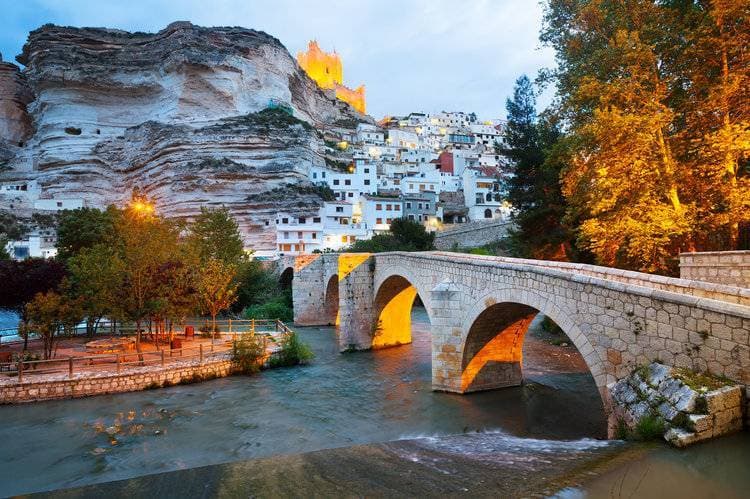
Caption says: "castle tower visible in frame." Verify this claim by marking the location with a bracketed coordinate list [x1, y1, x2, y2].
[297, 40, 366, 114]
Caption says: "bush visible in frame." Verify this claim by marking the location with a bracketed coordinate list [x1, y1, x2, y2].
[231, 334, 266, 374]
[269, 332, 314, 368]
[634, 413, 666, 441]
[243, 296, 293, 322]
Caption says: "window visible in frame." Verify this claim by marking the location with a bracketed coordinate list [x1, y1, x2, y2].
[322, 171, 326, 178]
[345, 179, 351, 186]
[340, 218, 349, 224]
[364, 179, 370, 185]
[298, 217, 306, 224]
[418, 215, 423, 222]
[335, 206, 343, 213]
[376, 204, 382, 210]
[312, 172, 317, 179]
[406, 202, 412, 209]
[425, 203, 430, 210]
[265, 220, 269, 226]
[484, 209, 492, 218]
[313, 217, 321, 223]
[57, 202, 63, 207]
[333, 179, 340, 186]
[282, 217, 289, 224]
[312, 232, 317, 239]
[419, 184, 425, 191]
[364, 168, 369, 173]
[386, 218, 392, 224]
[408, 214, 415, 221]
[284, 232, 290, 239]
[418, 203, 423, 210]
[341, 235, 347, 243]
[348, 192, 353, 198]
[394, 205, 400, 211]
[386, 204, 392, 211]
[297, 232, 303, 239]
[376, 218, 383, 224]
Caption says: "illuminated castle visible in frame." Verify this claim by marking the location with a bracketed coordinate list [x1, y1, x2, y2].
[297, 40, 366, 115]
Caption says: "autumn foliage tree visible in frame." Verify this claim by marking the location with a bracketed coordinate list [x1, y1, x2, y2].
[540, 0, 750, 273]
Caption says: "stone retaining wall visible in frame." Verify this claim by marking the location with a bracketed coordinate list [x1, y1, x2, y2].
[433, 221, 512, 250]
[0, 357, 233, 404]
[680, 251, 750, 289]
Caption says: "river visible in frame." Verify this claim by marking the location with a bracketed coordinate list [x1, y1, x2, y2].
[1, 308, 747, 497]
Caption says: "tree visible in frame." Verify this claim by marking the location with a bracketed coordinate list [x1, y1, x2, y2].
[187, 207, 246, 265]
[0, 258, 67, 318]
[195, 258, 238, 333]
[541, 0, 691, 273]
[540, 0, 750, 272]
[66, 244, 124, 336]
[502, 75, 573, 260]
[24, 289, 83, 359]
[55, 207, 118, 262]
[115, 209, 181, 351]
[348, 218, 435, 252]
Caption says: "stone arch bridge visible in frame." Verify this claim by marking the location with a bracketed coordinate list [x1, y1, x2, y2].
[280, 252, 750, 432]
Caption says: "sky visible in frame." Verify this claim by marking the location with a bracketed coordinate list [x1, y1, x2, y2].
[0, 0, 555, 120]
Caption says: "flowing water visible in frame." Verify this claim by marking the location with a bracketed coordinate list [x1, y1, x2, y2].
[1, 308, 746, 497]
[0, 308, 609, 495]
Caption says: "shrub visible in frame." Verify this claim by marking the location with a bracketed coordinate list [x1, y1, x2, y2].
[269, 332, 314, 368]
[634, 413, 666, 441]
[243, 296, 293, 322]
[231, 334, 266, 374]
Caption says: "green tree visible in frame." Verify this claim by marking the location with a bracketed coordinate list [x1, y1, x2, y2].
[66, 244, 124, 336]
[24, 289, 83, 359]
[188, 207, 246, 265]
[348, 218, 435, 252]
[196, 258, 238, 332]
[115, 208, 181, 351]
[56, 207, 118, 262]
[502, 75, 573, 260]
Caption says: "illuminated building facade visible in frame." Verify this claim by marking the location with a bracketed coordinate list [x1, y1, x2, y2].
[297, 40, 367, 114]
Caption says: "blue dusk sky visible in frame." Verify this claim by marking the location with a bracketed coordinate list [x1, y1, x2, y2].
[0, 0, 555, 119]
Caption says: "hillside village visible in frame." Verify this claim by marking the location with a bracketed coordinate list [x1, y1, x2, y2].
[273, 110, 511, 256]
[1, 36, 513, 260]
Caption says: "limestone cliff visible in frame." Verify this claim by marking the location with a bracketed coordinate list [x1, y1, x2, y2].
[0, 22, 368, 249]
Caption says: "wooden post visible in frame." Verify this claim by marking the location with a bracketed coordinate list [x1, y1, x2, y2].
[228, 319, 232, 334]
[161, 349, 165, 366]
[68, 357, 74, 378]
[199, 343, 203, 364]
[251, 318, 255, 335]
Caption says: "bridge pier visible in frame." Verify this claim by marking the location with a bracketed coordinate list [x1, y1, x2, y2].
[337, 254, 376, 351]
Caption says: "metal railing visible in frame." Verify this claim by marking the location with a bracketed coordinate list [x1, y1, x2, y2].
[0, 319, 294, 382]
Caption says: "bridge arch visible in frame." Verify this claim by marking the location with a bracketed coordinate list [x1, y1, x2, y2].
[323, 273, 339, 326]
[279, 266, 294, 289]
[459, 287, 607, 401]
[372, 265, 433, 349]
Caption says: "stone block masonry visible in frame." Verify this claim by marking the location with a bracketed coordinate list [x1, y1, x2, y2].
[680, 251, 750, 289]
[287, 251, 750, 438]
[0, 357, 233, 404]
[433, 220, 512, 250]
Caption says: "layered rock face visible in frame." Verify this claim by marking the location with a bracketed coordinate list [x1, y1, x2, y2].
[0, 22, 366, 249]
[0, 56, 33, 147]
